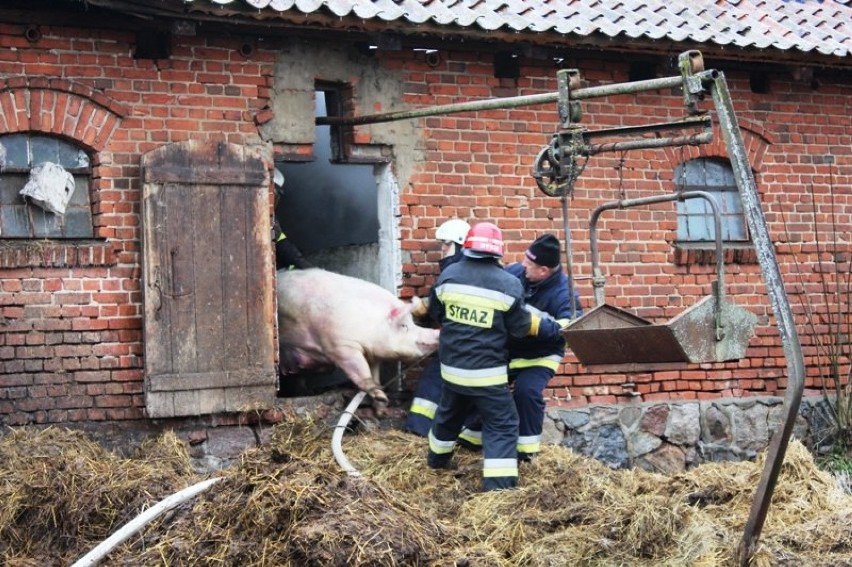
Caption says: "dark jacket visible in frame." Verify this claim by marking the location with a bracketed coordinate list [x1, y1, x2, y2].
[438, 245, 465, 272]
[416, 245, 467, 327]
[505, 262, 582, 365]
[273, 220, 312, 271]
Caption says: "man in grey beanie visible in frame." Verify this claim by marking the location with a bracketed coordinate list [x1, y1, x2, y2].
[458, 233, 583, 462]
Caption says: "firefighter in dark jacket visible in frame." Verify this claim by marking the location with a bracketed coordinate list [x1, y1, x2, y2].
[458, 234, 582, 461]
[426, 222, 567, 491]
[273, 219, 312, 271]
[272, 167, 313, 271]
[404, 218, 471, 436]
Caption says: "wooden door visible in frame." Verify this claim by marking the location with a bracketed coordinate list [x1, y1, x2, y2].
[141, 141, 275, 417]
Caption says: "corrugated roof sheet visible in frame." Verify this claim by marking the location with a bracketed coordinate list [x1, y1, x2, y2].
[215, 0, 852, 58]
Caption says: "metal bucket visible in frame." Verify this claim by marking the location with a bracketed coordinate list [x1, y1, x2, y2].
[563, 295, 757, 370]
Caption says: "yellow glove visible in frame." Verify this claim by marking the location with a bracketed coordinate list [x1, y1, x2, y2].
[528, 314, 541, 336]
[411, 296, 429, 318]
[529, 316, 572, 337]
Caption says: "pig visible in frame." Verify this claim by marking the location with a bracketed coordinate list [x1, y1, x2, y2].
[276, 268, 439, 408]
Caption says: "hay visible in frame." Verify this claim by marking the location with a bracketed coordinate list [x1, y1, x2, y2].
[0, 426, 197, 566]
[3, 416, 852, 566]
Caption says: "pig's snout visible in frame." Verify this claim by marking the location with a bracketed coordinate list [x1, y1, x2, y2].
[418, 329, 440, 355]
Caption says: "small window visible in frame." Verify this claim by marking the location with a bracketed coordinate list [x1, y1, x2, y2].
[675, 158, 748, 243]
[0, 133, 93, 239]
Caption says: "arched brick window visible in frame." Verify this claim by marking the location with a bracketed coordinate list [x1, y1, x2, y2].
[0, 133, 93, 239]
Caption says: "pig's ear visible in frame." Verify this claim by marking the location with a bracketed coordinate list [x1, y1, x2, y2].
[389, 303, 414, 323]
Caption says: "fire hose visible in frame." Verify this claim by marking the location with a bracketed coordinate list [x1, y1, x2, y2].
[72, 390, 365, 566]
[71, 477, 224, 567]
[74, 369, 408, 565]
[332, 389, 367, 477]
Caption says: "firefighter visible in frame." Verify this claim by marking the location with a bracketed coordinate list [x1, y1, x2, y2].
[425, 222, 568, 491]
[458, 233, 582, 461]
[405, 218, 471, 437]
[272, 168, 313, 271]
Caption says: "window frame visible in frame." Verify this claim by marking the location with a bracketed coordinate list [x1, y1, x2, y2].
[674, 157, 750, 245]
[0, 133, 94, 240]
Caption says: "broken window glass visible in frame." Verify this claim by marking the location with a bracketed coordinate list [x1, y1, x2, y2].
[0, 134, 93, 239]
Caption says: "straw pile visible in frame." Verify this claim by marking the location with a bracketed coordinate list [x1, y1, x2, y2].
[2, 414, 852, 566]
[0, 426, 194, 566]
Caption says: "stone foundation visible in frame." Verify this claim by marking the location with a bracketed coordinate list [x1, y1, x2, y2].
[542, 395, 835, 473]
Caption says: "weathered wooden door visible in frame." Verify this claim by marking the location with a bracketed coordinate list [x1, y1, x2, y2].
[141, 141, 276, 418]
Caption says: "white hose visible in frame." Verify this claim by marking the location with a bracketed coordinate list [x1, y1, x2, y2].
[71, 476, 224, 567]
[332, 390, 367, 477]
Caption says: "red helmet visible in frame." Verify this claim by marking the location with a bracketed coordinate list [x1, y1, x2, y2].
[463, 222, 504, 258]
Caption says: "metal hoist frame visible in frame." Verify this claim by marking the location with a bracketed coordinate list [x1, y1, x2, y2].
[316, 50, 805, 566]
[530, 52, 804, 564]
[545, 54, 757, 369]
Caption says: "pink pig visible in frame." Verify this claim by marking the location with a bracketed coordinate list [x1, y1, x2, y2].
[277, 268, 439, 407]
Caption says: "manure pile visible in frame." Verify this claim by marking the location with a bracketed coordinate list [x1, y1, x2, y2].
[2, 416, 852, 566]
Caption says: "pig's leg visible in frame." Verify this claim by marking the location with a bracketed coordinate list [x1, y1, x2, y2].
[331, 345, 388, 406]
[368, 363, 388, 415]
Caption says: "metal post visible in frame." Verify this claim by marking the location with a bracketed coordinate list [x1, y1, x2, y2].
[556, 68, 580, 316]
[560, 194, 578, 316]
[708, 73, 805, 566]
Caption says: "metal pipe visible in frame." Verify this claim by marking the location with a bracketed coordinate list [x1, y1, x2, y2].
[709, 72, 805, 567]
[560, 194, 578, 316]
[317, 74, 711, 127]
[588, 192, 724, 314]
[583, 116, 712, 140]
[584, 132, 712, 156]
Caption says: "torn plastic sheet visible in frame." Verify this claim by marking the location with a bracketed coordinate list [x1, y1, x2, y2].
[19, 161, 76, 216]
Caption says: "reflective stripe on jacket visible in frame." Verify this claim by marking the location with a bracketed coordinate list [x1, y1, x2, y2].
[409, 396, 439, 420]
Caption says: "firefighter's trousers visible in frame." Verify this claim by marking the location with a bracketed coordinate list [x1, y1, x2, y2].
[405, 356, 441, 437]
[427, 382, 519, 491]
[459, 365, 555, 461]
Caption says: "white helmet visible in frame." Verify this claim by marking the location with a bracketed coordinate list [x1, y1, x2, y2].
[273, 167, 285, 188]
[435, 219, 471, 246]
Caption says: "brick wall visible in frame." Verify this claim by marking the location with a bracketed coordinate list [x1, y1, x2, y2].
[0, 20, 276, 426]
[0, 13, 850, 428]
[391, 50, 851, 408]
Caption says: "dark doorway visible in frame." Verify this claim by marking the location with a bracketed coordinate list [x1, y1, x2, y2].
[275, 90, 383, 398]
[276, 91, 379, 256]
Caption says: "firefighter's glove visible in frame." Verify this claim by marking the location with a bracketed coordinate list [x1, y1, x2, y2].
[528, 314, 542, 336]
[530, 315, 569, 340]
[411, 296, 429, 318]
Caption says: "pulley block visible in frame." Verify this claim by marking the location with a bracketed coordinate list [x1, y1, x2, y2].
[531, 144, 565, 197]
[531, 130, 588, 197]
